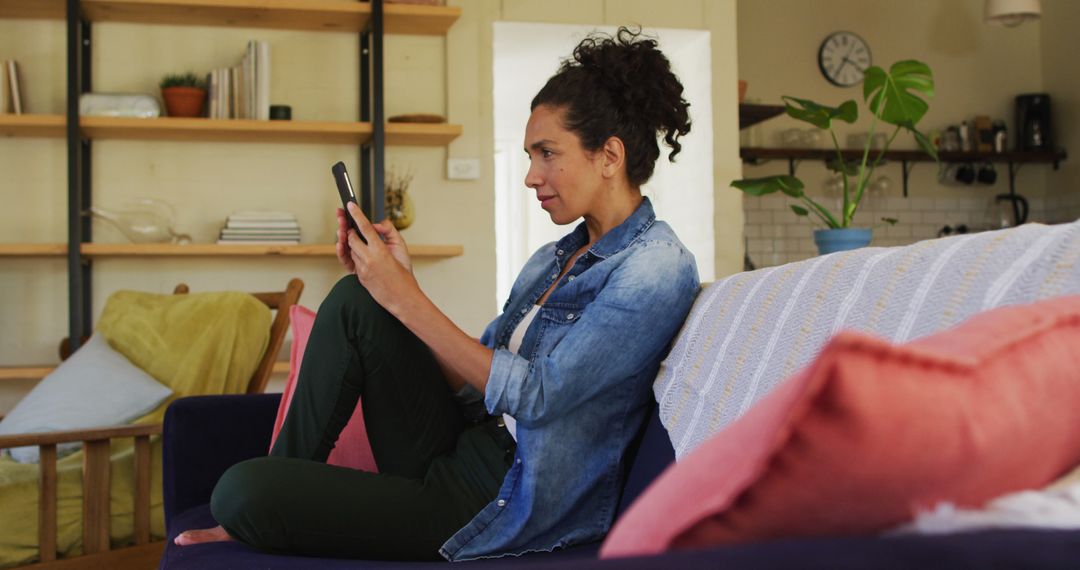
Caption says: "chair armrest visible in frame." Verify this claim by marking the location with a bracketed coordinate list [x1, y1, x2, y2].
[0, 423, 162, 449]
[162, 394, 280, 530]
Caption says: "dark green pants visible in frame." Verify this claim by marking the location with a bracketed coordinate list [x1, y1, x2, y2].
[211, 276, 514, 561]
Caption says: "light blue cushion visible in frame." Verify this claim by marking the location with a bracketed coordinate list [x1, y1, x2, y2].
[0, 334, 172, 463]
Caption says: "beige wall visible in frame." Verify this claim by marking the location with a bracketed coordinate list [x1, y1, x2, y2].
[1042, 0, 1080, 223]
[0, 1, 741, 412]
[736, 0, 1059, 267]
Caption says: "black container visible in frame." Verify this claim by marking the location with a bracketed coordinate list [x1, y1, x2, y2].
[1015, 93, 1052, 151]
[269, 104, 292, 120]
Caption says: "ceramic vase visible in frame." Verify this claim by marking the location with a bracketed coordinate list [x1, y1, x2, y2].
[814, 228, 872, 255]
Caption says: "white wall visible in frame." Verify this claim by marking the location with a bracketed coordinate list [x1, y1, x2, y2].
[1042, 0, 1080, 223]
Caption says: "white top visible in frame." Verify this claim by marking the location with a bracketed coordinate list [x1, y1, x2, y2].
[503, 305, 540, 441]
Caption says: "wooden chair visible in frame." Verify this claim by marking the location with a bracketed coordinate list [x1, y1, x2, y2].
[0, 278, 304, 569]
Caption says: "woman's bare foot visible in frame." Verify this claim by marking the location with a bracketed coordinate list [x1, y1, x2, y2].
[174, 525, 233, 546]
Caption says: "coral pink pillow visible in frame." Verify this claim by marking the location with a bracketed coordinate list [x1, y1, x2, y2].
[269, 305, 378, 472]
[602, 296, 1080, 558]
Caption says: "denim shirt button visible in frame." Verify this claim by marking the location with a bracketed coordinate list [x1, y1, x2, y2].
[497, 499, 507, 507]
[556, 249, 564, 256]
[516, 458, 522, 464]
[520, 307, 528, 315]
[566, 313, 574, 320]
[567, 275, 575, 282]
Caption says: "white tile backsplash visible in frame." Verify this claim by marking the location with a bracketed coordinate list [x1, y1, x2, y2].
[743, 192, 1051, 269]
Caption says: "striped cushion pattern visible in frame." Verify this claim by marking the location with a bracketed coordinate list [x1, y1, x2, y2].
[655, 221, 1080, 460]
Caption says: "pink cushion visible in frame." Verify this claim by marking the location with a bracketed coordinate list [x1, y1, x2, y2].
[269, 305, 378, 472]
[601, 296, 1080, 558]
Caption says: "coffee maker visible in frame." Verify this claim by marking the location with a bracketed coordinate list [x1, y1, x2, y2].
[1015, 94, 1053, 151]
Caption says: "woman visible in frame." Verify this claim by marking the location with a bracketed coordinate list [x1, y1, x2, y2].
[177, 27, 699, 561]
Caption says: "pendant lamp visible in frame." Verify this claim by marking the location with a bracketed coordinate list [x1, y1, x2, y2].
[985, 0, 1042, 26]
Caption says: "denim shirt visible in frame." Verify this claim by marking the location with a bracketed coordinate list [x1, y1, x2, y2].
[439, 198, 699, 561]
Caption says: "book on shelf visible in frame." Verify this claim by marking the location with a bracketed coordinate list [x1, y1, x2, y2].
[224, 220, 299, 229]
[206, 41, 270, 119]
[3, 60, 24, 115]
[229, 210, 297, 220]
[220, 210, 301, 242]
[255, 40, 270, 120]
[0, 62, 7, 114]
[220, 230, 301, 239]
[215, 239, 300, 245]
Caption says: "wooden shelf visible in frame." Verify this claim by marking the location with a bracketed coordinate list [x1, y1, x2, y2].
[0, 243, 464, 257]
[82, 116, 373, 144]
[1, 1, 461, 34]
[0, 114, 66, 138]
[0, 0, 64, 19]
[739, 103, 785, 130]
[385, 122, 462, 146]
[83, 243, 465, 258]
[3, 116, 462, 146]
[0, 243, 67, 256]
[0, 366, 56, 380]
[741, 147, 1067, 165]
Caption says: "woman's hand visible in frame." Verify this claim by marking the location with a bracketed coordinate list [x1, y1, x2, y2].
[341, 202, 421, 316]
[335, 207, 413, 274]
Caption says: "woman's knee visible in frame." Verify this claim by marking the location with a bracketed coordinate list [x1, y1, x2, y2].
[323, 276, 381, 318]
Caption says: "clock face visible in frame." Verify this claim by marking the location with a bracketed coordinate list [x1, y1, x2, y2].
[818, 31, 872, 87]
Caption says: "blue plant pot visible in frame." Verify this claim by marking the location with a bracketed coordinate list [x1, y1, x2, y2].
[814, 228, 872, 255]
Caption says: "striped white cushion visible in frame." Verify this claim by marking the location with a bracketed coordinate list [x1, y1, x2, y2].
[655, 220, 1080, 460]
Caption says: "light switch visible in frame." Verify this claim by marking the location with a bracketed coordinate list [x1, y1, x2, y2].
[447, 158, 480, 180]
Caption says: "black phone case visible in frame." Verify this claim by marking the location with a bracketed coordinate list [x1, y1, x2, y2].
[331, 161, 366, 244]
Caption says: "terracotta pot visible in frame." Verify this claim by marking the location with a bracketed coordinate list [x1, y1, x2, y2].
[161, 86, 206, 118]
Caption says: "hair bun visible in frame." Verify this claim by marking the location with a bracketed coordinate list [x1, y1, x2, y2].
[534, 27, 691, 186]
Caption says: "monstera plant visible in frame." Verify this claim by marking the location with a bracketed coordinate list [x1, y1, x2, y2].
[733, 60, 939, 254]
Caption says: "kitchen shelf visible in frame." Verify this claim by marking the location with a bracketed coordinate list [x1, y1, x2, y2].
[741, 146, 1068, 196]
[739, 103, 785, 130]
[0, 0, 461, 35]
[0, 114, 66, 138]
[3, 116, 462, 146]
[741, 147, 1066, 165]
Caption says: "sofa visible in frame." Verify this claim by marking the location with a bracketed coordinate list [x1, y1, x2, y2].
[160, 221, 1080, 568]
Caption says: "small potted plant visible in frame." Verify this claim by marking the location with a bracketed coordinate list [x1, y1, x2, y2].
[160, 72, 207, 118]
[732, 60, 939, 255]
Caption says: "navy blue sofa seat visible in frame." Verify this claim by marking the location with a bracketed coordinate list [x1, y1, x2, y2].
[160, 394, 1080, 569]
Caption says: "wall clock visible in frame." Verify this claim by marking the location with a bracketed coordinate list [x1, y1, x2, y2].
[818, 31, 872, 87]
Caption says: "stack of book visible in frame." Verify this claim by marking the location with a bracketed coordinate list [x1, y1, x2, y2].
[207, 40, 270, 119]
[217, 211, 300, 244]
[1, 60, 25, 114]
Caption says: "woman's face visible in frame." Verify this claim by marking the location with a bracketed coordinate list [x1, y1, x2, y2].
[523, 105, 606, 225]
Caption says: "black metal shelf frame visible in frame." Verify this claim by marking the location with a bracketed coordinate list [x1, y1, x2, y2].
[63, 0, 388, 349]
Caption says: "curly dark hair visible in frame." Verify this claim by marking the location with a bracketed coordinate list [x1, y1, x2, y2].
[531, 26, 692, 187]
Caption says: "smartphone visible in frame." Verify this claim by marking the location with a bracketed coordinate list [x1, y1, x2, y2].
[331, 161, 366, 244]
